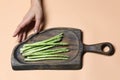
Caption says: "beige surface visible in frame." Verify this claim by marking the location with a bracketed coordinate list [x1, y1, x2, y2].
[0, 0, 120, 80]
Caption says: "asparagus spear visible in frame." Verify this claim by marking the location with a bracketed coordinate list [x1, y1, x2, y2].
[22, 46, 54, 56]
[33, 47, 69, 53]
[23, 42, 68, 47]
[21, 42, 68, 54]
[27, 54, 69, 59]
[20, 33, 64, 53]
[23, 33, 63, 47]
[20, 46, 46, 53]
[20, 33, 70, 62]
[20, 46, 40, 53]
[24, 57, 69, 61]
[22, 48, 69, 56]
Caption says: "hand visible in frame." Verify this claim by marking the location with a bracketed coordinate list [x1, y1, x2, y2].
[13, 0, 44, 42]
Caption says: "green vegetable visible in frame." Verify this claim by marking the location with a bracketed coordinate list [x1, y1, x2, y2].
[24, 57, 69, 62]
[23, 33, 63, 47]
[22, 46, 53, 56]
[22, 48, 69, 56]
[20, 33, 70, 62]
[20, 33, 64, 53]
[27, 54, 69, 59]
[23, 42, 68, 47]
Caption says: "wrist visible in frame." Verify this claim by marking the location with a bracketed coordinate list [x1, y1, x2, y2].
[31, 0, 42, 7]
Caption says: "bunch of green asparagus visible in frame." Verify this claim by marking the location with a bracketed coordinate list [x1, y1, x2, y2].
[20, 33, 70, 62]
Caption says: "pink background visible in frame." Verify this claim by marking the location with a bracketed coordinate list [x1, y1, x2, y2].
[0, 0, 120, 80]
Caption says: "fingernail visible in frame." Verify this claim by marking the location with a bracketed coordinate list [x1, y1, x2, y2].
[13, 33, 16, 37]
[34, 30, 37, 33]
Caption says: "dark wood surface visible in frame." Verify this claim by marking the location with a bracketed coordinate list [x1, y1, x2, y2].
[11, 28, 114, 70]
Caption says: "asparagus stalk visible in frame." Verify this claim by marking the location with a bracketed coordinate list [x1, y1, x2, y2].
[23, 42, 68, 48]
[34, 48, 69, 53]
[24, 57, 69, 61]
[20, 46, 40, 53]
[23, 33, 63, 47]
[20, 33, 64, 53]
[22, 46, 54, 56]
[27, 54, 69, 59]
[20, 33, 70, 62]
[21, 42, 68, 55]
[22, 48, 69, 56]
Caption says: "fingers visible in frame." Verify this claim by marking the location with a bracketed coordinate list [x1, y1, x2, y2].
[22, 32, 27, 42]
[13, 15, 34, 37]
[39, 22, 44, 31]
[18, 33, 23, 42]
[13, 11, 43, 43]
[17, 32, 27, 43]
[34, 17, 41, 33]
[13, 16, 33, 43]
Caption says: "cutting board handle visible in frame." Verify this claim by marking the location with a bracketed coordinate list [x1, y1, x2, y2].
[84, 42, 115, 55]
